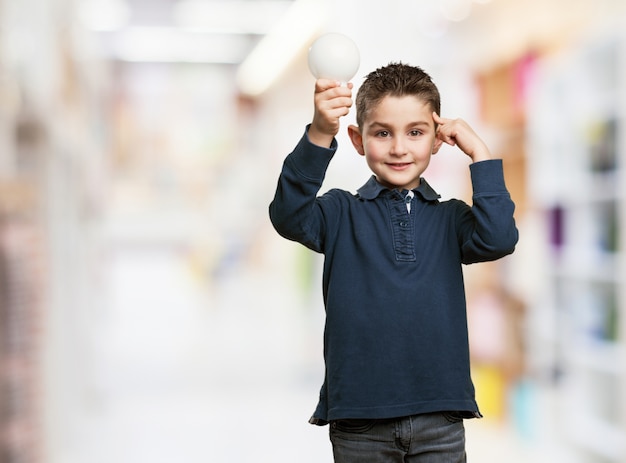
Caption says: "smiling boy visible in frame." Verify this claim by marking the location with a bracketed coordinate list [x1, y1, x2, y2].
[269, 63, 518, 462]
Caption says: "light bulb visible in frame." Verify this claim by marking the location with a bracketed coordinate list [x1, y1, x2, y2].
[307, 33, 360, 82]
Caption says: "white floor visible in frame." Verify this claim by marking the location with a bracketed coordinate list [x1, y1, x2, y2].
[65, 245, 563, 463]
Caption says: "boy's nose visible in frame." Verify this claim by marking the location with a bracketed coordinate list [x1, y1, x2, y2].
[390, 139, 407, 156]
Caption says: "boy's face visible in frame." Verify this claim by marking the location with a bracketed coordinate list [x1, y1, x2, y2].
[348, 95, 442, 191]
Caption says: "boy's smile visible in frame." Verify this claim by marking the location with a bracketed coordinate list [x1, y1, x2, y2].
[388, 162, 413, 170]
[348, 95, 442, 191]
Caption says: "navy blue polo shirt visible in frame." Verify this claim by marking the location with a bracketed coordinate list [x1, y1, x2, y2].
[269, 128, 518, 425]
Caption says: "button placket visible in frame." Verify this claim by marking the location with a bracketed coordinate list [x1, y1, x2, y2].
[388, 192, 416, 262]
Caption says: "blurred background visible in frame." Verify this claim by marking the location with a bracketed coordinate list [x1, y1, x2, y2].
[0, 0, 625, 462]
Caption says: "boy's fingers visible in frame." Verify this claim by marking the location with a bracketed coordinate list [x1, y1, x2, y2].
[315, 78, 342, 92]
[330, 96, 353, 108]
[436, 126, 456, 146]
[438, 134, 456, 146]
[433, 112, 452, 125]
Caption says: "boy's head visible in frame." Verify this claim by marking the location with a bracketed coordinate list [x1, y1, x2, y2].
[347, 62, 443, 191]
[355, 62, 440, 128]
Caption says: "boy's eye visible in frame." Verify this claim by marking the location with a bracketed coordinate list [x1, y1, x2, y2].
[376, 130, 390, 137]
[409, 130, 422, 136]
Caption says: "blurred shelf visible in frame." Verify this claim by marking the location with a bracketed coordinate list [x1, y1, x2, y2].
[526, 26, 626, 463]
[566, 415, 624, 462]
[566, 341, 624, 375]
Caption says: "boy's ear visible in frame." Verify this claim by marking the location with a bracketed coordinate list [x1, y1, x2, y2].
[347, 125, 365, 156]
[431, 136, 443, 155]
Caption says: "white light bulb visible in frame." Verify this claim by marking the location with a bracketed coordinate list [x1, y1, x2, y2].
[307, 33, 360, 82]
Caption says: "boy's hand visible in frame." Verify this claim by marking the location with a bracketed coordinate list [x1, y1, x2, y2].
[308, 79, 353, 148]
[433, 112, 492, 162]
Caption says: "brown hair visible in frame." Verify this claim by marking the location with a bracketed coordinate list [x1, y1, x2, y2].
[355, 62, 441, 128]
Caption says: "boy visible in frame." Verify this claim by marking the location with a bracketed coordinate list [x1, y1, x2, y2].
[269, 63, 518, 462]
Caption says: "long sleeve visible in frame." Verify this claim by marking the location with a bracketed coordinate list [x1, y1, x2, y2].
[269, 128, 337, 253]
[458, 159, 518, 264]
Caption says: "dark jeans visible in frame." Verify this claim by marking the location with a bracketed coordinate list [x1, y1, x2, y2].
[329, 412, 467, 463]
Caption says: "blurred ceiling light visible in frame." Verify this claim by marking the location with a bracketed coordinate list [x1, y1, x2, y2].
[174, 0, 293, 34]
[440, 0, 473, 22]
[77, 0, 131, 31]
[418, 1, 450, 38]
[236, 0, 328, 97]
[108, 27, 253, 63]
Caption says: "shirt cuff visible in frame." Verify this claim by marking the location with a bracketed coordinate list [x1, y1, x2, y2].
[286, 125, 337, 180]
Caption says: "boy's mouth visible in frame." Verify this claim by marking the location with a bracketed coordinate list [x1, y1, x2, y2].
[387, 162, 412, 170]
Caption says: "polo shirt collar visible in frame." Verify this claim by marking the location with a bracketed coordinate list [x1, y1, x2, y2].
[356, 175, 441, 202]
